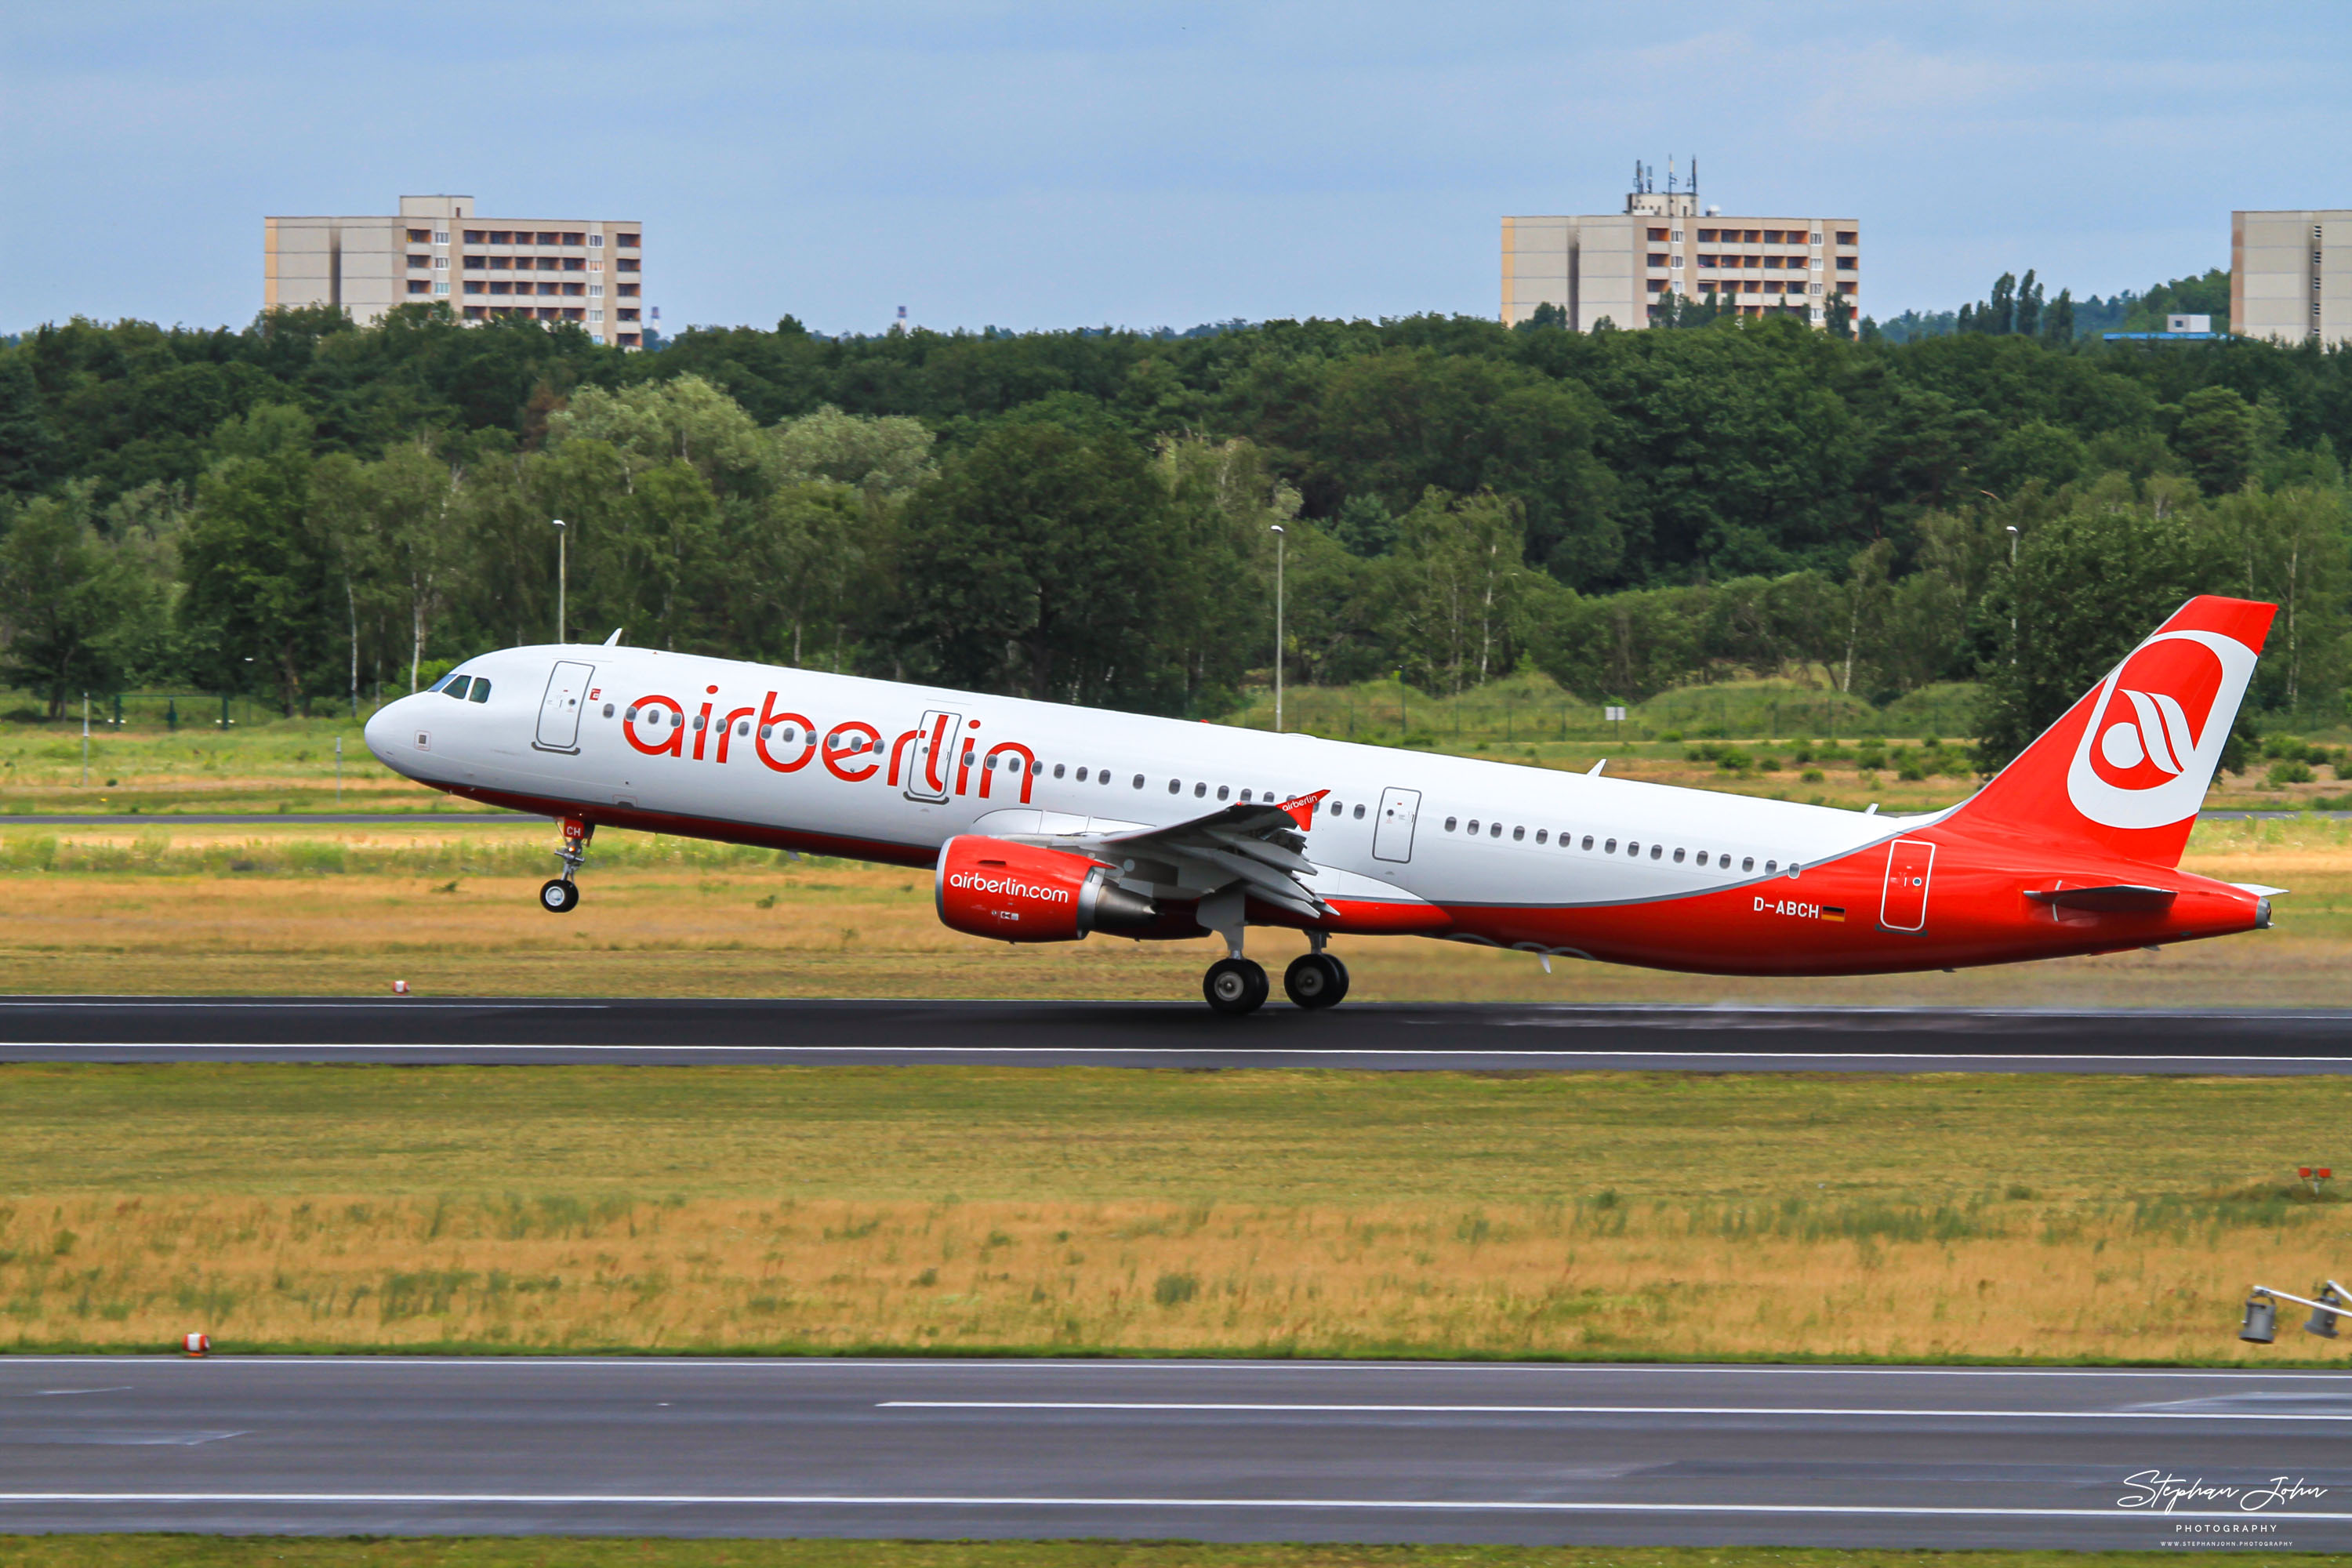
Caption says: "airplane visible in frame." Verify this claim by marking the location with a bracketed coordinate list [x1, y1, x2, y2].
[365, 594, 2281, 1014]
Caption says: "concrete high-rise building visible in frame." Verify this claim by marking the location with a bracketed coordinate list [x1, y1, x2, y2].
[1502, 169, 1859, 332]
[2233, 209, 2352, 346]
[264, 195, 648, 347]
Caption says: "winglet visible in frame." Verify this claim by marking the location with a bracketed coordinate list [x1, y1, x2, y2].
[1275, 789, 1329, 831]
[603, 627, 624, 647]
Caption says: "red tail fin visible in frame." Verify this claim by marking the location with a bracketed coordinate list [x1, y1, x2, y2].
[1948, 595, 2275, 868]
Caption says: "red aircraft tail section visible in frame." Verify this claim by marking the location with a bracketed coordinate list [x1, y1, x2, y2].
[1945, 595, 2275, 869]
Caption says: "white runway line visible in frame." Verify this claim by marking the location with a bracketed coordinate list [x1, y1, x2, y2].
[879, 1399, 2352, 1422]
[4, 1491, 2349, 1523]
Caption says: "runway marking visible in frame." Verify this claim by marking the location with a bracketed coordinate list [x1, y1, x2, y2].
[5, 1042, 2348, 1067]
[5, 1491, 2352, 1523]
[880, 1399, 2352, 1422]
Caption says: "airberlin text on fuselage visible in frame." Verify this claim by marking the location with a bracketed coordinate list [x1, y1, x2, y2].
[620, 688, 1040, 804]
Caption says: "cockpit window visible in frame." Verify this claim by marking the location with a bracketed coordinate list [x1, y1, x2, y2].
[442, 675, 473, 699]
[468, 679, 492, 702]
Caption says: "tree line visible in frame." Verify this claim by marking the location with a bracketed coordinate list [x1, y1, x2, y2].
[2, 289, 2349, 764]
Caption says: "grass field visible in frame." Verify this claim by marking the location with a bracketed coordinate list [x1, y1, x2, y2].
[0, 815, 2343, 1004]
[0, 1544, 2270, 1568]
[5, 1063, 2349, 1363]
[5, 673, 2350, 818]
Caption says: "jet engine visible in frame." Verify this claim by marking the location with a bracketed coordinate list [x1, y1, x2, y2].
[935, 835, 1157, 942]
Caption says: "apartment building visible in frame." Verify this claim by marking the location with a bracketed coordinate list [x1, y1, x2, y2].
[1503, 184, 1860, 331]
[2233, 209, 2352, 346]
[264, 195, 648, 347]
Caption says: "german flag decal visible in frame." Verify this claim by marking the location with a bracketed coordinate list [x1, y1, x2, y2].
[1822, 906, 1846, 922]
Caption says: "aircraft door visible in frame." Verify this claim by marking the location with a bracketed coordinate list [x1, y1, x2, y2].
[535, 660, 595, 751]
[1373, 786, 1421, 863]
[1878, 839, 1935, 932]
[903, 710, 961, 802]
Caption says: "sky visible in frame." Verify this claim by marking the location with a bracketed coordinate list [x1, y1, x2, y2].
[5, 2, 2351, 337]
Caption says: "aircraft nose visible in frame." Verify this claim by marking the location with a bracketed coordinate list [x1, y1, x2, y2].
[362, 696, 409, 766]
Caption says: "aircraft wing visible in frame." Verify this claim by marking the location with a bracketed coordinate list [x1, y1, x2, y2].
[1017, 790, 1334, 922]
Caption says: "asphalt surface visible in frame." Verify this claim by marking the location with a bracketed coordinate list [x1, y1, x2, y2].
[5, 1356, 2350, 1548]
[2, 997, 2351, 1073]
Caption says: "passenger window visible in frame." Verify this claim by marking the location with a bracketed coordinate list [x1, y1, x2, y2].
[1168, 779, 1181, 793]
[1535, 829, 1547, 844]
[1488, 822, 1501, 838]
[1195, 782, 1207, 797]
[1581, 836, 1594, 851]
[1672, 848, 1684, 862]
[1468, 819, 1481, 834]
[1330, 800, 1344, 816]
[985, 753, 999, 769]
[1217, 786, 1229, 800]
[758, 724, 771, 739]
[1627, 841, 1639, 856]
[470, 680, 492, 702]
[1103, 771, 1113, 786]
[1512, 826, 1524, 841]
[1650, 844, 1663, 859]
[1604, 838, 1616, 853]
[1353, 804, 1366, 819]
[1445, 817, 1458, 832]
[601, 702, 614, 718]
[627, 706, 641, 721]
[736, 720, 749, 736]
[444, 676, 471, 699]
[1695, 851, 1708, 866]
[1766, 860, 1779, 873]
[1132, 774, 1144, 788]
[1742, 857, 1755, 872]
[1239, 789, 1252, 802]
[1054, 764, 1067, 779]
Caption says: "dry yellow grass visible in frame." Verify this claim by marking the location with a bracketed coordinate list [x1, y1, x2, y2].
[7, 1190, 2343, 1363]
[0, 816, 2344, 1003]
[7, 1065, 2351, 1362]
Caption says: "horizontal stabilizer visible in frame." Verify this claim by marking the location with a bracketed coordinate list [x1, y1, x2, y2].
[2024, 884, 2178, 913]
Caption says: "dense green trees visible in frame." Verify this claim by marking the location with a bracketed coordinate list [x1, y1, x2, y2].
[5, 296, 2352, 751]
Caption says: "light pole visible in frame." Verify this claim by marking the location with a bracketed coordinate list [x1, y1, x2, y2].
[1269, 524, 1286, 734]
[2005, 524, 2021, 665]
[552, 518, 568, 644]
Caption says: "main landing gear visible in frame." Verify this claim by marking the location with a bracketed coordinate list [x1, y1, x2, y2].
[1200, 933, 1350, 1015]
[539, 816, 593, 914]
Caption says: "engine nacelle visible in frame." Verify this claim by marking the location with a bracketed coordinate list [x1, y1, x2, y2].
[935, 835, 1157, 942]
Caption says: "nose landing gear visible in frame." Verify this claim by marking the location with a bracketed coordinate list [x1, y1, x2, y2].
[539, 816, 593, 913]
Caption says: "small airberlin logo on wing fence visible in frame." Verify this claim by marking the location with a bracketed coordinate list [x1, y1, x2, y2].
[2064, 630, 2257, 830]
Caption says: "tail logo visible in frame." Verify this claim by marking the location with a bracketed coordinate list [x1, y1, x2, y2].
[2065, 630, 2256, 830]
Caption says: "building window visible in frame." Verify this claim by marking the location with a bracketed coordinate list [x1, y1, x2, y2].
[488, 230, 512, 245]
[562, 231, 585, 246]
[618, 233, 640, 248]
[463, 230, 485, 244]
[535, 231, 559, 245]
[616, 257, 640, 272]
[589, 284, 604, 298]
[1763, 229, 1784, 243]
[490, 281, 511, 295]
[434, 281, 450, 296]
[618, 283, 639, 297]
[1671, 229, 1682, 241]
[1810, 231, 1823, 245]
[463, 306, 486, 320]
[562, 307, 584, 321]
[589, 234, 604, 248]
[407, 254, 430, 268]
[1742, 229, 1761, 242]
[1646, 227, 1668, 241]
[1670, 256, 1682, 268]
[406, 227, 430, 243]
[589, 260, 603, 273]
[464, 281, 485, 294]
[1645, 279, 1668, 293]
[537, 281, 558, 296]
[463, 255, 485, 270]
[1836, 230, 1857, 245]
[1809, 283, 1823, 296]
[432, 255, 448, 270]
[590, 309, 604, 323]
[1646, 252, 1668, 267]
[1763, 256, 1783, 269]
[1836, 256, 1857, 270]
[618, 307, 641, 321]
[562, 282, 585, 296]
[532, 256, 555, 270]
[488, 256, 510, 270]
[563, 256, 586, 270]
[538, 307, 559, 320]
[433, 230, 448, 245]
[407, 280, 430, 294]
[619, 333, 641, 347]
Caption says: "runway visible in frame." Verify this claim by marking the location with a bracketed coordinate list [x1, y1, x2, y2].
[5, 1356, 2349, 1548]
[2, 997, 2350, 1073]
